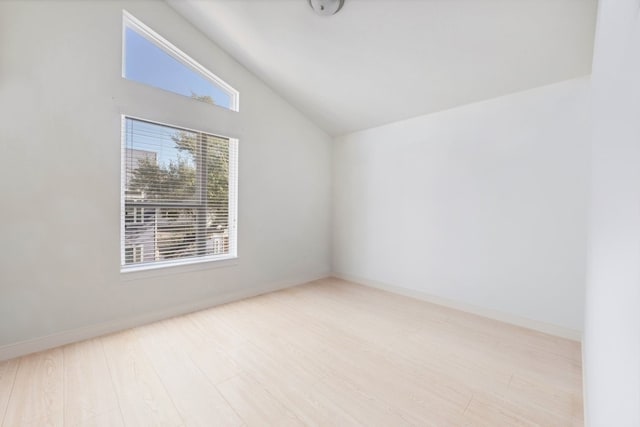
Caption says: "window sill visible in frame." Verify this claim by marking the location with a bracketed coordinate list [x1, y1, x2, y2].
[120, 255, 238, 282]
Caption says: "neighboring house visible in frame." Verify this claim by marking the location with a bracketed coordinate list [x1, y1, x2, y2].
[207, 227, 229, 255]
[124, 148, 157, 186]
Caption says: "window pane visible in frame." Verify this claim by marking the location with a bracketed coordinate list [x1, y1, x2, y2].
[122, 117, 233, 268]
[124, 25, 234, 109]
[124, 119, 197, 203]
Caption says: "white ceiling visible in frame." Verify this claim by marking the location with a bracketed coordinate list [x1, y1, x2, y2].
[168, 0, 597, 136]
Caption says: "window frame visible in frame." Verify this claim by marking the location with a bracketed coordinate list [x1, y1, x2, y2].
[119, 115, 238, 273]
[122, 10, 239, 112]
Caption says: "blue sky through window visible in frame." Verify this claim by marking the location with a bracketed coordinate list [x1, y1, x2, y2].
[124, 27, 232, 109]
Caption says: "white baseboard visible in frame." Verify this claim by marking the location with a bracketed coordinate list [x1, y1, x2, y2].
[333, 273, 582, 342]
[0, 273, 330, 362]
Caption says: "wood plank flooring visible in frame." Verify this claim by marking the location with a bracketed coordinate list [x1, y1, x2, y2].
[0, 278, 583, 426]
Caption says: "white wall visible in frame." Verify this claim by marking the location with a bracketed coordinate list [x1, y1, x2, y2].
[0, 0, 331, 354]
[584, 0, 640, 425]
[333, 78, 590, 333]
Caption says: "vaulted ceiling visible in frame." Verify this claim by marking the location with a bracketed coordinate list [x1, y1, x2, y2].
[168, 0, 597, 136]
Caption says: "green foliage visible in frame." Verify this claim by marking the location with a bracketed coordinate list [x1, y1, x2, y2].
[190, 92, 215, 105]
[128, 131, 229, 210]
[172, 132, 229, 216]
[128, 156, 196, 202]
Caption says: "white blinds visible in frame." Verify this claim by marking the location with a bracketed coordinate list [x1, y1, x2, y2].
[121, 117, 237, 268]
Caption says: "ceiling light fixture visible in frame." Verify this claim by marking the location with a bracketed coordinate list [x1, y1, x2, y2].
[308, 0, 345, 16]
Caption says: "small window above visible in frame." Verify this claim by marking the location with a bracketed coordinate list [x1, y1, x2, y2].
[123, 11, 239, 111]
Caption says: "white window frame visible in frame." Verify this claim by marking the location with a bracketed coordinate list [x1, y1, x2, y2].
[120, 115, 238, 272]
[122, 10, 239, 112]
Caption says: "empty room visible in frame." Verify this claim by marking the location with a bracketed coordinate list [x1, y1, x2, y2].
[0, 0, 638, 425]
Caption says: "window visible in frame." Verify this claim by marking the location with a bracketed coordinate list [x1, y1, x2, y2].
[121, 117, 238, 270]
[122, 11, 239, 111]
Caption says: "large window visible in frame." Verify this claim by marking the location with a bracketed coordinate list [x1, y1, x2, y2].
[122, 11, 239, 111]
[121, 118, 238, 270]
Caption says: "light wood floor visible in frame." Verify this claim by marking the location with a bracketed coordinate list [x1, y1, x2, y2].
[0, 278, 583, 426]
